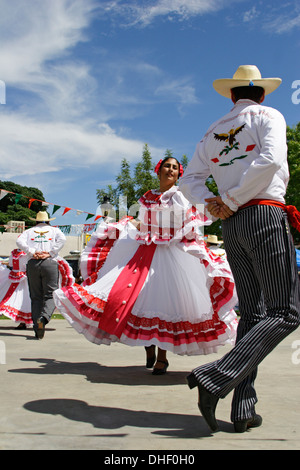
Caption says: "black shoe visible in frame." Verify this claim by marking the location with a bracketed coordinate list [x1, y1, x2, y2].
[233, 413, 263, 433]
[36, 317, 46, 340]
[187, 373, 219, 432]
[152, 360, 169, 375]
[145, 346, 156, 369]
[15, 323, 26, 330]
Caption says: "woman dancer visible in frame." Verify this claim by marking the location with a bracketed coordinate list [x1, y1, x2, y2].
[54, 157, 238, 373]
[0, 249, 32, 328]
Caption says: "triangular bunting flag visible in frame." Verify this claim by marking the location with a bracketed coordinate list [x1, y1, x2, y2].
[62, 207, 71, 216]
[28, 198, 36, 208]
[0, 190, 9, 200]
[52, 205, 61, 215]
[14, 193, 22, 204]
[85, 213, 94, 221]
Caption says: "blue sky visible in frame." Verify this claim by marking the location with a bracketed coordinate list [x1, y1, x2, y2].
[0, 0, 299, 228]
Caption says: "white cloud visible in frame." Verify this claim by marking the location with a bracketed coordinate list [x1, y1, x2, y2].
[98, 0, 232, 26]
[154, 78, 199, 116]
[239, 2, 300, 34]
[243, 6, 259, 23]
[0, 0, 219, 198]
[0, 112, 161, 179]
[264, 13, 300, 34]
[0, 0, 164, 184]
[0, 0, 95, 83]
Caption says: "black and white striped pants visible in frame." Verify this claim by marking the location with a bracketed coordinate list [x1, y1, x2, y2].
[192, 205, 300, 422]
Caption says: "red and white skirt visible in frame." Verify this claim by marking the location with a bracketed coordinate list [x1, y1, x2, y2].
[54, 220, 238, 355]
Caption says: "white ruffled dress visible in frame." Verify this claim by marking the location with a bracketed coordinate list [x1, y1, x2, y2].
[54, 187, 238, 355]
[0, 249, 32, 325]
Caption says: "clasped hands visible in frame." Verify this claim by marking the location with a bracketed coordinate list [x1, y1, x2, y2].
[33, 251, 51, 260]
[205, 196, 233, 220]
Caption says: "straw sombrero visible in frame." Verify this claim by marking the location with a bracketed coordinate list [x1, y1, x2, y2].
[29, 211, 55, 222]
[213, 65, 282, 99]
[206, 234, 222, 245]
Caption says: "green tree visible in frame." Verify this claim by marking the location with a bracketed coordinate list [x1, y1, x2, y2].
[134, 144, 159, 200]
[181, 154, 189, 170]
[0, 181, 46, 229]
[115, 158, 137, 211]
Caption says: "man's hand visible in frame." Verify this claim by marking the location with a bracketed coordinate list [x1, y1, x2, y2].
[33, 251, 51, 260]
[205, 196, 234, 220]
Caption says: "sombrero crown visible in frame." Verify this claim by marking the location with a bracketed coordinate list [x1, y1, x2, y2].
[213, 65, 282, 99]
[29, 211, 55, 222]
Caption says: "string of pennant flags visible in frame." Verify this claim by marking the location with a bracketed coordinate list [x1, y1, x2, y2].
[0, 188, 103, 235]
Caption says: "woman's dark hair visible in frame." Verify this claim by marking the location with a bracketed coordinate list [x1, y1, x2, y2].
[156, 157, 183, 178]
[231, 86, 265, 103]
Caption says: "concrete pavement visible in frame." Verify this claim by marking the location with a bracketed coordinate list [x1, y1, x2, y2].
[0, 317, 299, 451]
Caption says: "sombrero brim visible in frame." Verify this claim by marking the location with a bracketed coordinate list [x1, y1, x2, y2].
[213, 78, 282, 98]
[29, 217, 56, 221]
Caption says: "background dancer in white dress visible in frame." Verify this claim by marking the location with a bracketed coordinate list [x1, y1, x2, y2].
[0, 249, 32, 328]
[54, 157, 238, 374]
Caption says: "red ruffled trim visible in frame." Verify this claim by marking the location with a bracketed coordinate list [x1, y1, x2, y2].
[57, 259, 74, 288]
[123, 311, 228, 344]
[1, 305, 32, 324]
[61, 284, 106, 322]
[59, 269, 235, 346]
[139, 190, 162, 208]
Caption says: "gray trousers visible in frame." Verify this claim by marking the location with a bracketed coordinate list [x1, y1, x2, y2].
[27, 258, 59, 330]
[192, 205, 300, 421]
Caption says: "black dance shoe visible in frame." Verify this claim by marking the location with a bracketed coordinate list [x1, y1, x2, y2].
[36, 317, 46, 339]
[186, 373, 219, 432]
[233, 413, 263, 433]
[152, 360, 169, 375]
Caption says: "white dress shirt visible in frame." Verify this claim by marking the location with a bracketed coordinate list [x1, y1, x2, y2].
[16, 223, 66, 259]
[179, 99, 289, 212]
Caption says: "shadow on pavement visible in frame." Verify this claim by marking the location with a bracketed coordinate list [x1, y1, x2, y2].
[23, 398, 233, 438]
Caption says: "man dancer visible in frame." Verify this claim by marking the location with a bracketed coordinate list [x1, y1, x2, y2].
[17, 211, 66, 339]
[179, 65, 300, 433]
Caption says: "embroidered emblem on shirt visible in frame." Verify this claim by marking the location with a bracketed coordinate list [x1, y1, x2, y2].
[211, 123, 256, 166]
[214, 124, 245, 147]
[33, 230, 50, 242]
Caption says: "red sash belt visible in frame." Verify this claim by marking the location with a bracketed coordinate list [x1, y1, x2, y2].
[239, 199, 300, 232]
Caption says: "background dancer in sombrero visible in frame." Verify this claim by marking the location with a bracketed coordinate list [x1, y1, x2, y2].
[179, 64, 300, 433]
[54, 156, 238, 374]
[16, 211, 72, 339]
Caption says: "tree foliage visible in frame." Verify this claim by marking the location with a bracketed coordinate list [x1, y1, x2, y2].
[0, 181, 46, 230]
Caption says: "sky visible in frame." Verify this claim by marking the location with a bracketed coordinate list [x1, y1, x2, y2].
[0, 0, 299, 229]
